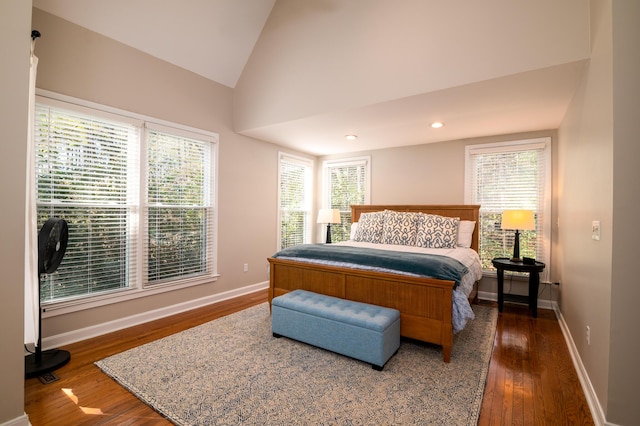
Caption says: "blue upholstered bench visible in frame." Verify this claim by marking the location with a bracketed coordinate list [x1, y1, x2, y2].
[271, 290, 401, 370]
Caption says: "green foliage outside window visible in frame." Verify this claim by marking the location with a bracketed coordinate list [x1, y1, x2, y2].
[327, 161, 367, 243]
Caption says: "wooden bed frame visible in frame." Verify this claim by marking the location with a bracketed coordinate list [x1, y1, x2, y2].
[268, 204, 481, 362]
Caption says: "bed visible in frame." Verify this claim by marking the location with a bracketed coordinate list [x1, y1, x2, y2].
[268, 204, 482, 362]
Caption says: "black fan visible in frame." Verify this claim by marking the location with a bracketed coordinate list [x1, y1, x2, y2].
[25, 218, 71, 379]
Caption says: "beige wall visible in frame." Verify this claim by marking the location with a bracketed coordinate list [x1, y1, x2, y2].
[0, 1, 31, 424]
[608, 1, 640, 424]
[30, 8, 296, 338]
[556, 0, 640, 423]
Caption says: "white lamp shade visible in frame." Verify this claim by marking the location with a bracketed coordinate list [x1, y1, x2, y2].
[501, 210, 535, 230]
[317, 208, 341, 224]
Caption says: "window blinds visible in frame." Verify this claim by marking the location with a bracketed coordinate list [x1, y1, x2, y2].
[279, 154, 312, 249]
[324, 158, 369, 243]
[35, 97, 217, 305]
[35, 104, 140, 301]
[466, 139, 550, 270]
[144, 126, 214, 285]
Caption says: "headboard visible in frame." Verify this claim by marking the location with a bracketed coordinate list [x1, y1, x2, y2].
[350, 204, 481, 253]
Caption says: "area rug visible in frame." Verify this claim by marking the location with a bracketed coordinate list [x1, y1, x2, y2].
[96, 302, 497, 425]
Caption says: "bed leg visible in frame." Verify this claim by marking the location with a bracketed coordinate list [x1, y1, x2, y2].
[443, 345, 451, 363]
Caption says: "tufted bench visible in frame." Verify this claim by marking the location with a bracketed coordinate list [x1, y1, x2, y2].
[271, 290, 400, 370]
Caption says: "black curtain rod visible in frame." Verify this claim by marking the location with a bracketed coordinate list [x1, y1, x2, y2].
[31, 30, 41, 40]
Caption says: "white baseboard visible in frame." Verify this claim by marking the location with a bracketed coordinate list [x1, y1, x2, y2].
[40, 281, 269, 350]
[477, 290, 555, 310]
[0, 413, 31, 426]
[553, 306, 608, 426]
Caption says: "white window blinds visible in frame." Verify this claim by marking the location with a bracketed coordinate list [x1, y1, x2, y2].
[144, 125, 215, 285]
[323, 157, 370, 242]
[278, 153, 313, 249]
[465, 138, 551, 270]
[35, 95, 217, 306]
[35, 103, 140, 301]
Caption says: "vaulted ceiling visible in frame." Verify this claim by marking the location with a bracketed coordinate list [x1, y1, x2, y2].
[32, 0, 591, 155]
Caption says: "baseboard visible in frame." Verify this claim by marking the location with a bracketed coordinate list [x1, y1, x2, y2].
[0, 413, 31, 426]
[553, 306, 608, 426]
[477, 290, 555, 311]
[39, 281, 269, 350]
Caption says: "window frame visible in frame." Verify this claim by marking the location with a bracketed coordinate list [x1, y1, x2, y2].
[322, 156, 371, 243]
[464, 137, 551, 275]
[277, 152, 314, 250]
[36, 89, 219, 317]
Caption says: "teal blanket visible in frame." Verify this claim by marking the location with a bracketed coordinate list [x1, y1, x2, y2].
[273, 244, 467, 287]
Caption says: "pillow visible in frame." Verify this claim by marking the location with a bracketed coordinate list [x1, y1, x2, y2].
[381, 210, 419, 246]
[457, 220, 476, 248]
[415, 214, 460, 249]
[353, 211, 386, 243]
[349, 222, 358, 240]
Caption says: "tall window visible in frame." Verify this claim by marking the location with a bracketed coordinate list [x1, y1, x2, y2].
[323, 157, 370, 242]
[465, 138, 551, 271]
[35, 95, 217, 305]
[145, 124, 214, 285]
[278, 153, 313, 249]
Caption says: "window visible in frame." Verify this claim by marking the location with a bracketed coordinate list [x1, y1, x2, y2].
[145, 124, 214, 285]
[322, 157, 371, 242]
[35, 94, 217, 306]
[465, 138, 551, 271]
[278, 153, 313, 249]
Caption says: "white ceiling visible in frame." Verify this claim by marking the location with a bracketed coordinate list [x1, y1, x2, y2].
[32, 0, 589, 156]
[32, 0, 276, 88]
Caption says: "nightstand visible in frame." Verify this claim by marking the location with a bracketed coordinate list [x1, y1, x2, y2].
[491, 257, 546, 317]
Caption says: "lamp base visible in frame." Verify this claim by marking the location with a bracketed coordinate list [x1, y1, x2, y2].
[325, 224, 332, 244]
[511, 230, 522, 263]
[25, 349, 71, 379]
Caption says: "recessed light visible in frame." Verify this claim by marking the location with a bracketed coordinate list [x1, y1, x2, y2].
[430, 122, 444, 129]
[345, 134, 358, 140]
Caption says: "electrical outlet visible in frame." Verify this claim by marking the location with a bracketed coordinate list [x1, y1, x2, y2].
[243, 263, 249, 273]
[586, 325, 591, 345]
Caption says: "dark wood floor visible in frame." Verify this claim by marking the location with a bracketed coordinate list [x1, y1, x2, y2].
[24, 290, 593, 425]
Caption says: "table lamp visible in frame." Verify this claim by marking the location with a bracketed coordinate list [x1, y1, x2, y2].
[317, 208, 341, 243]
[501, 210, 535, 262]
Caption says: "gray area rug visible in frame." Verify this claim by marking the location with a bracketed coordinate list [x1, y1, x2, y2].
[96, 302, 497, 425]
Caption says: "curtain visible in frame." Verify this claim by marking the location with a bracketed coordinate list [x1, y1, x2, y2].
[24, 37, 39, 346]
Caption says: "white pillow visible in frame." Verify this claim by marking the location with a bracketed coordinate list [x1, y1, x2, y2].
[350, 222, 358, 240]
[457, 220, 476, 248]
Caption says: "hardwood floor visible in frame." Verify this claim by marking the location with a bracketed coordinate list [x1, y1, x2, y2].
[24, 291, 593, 425]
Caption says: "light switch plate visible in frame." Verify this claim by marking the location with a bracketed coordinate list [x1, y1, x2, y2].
[592, 220, 601, 241]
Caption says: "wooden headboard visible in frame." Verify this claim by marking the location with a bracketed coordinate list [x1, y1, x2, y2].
[350, 204, 481, 252]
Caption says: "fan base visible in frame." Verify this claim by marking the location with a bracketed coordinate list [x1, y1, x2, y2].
[25, 349, 71, 379]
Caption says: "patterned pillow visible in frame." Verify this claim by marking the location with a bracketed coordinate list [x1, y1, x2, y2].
[415, 214, 460, 249]
[381, 211, 419, 246]
[353, 211, 386, 243]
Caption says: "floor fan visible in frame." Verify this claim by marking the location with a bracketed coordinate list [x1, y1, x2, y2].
[25, 218, 71, 379]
